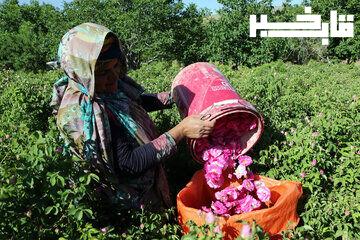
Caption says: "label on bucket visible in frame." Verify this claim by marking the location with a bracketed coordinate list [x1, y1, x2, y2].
[213, 99, 239, 107]
[210, 81, 235, 92]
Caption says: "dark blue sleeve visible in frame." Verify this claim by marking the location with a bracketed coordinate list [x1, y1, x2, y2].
[140, 92, 174, 112]
[112, 131, 159, 177]
[110, 117, 177, 177]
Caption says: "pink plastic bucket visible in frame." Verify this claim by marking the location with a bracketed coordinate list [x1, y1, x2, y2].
[171, 62, 264, 164]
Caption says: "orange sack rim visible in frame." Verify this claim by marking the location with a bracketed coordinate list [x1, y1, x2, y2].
[177, 169, 303, 239]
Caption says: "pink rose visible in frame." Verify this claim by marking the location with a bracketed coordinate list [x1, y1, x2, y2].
[251, 198, 261, 209]
[249, 121, 257, 130]
[242, 179, 255, 192]
[215, 186, 239, 202]
[238, 156, 253, 166]
[205, 161, 223, 175]
[202, 150, 211, 161]
[204, 162, 223, 184]
[256, 186, 271, 202]
[254, 180, 265, 188]
[211, 200, 229, 215]
[205, 211, 215, 224]
[209, 147, 223, 158]
[240, 224, 252, 238]
[311, 159, 317, 166]
[213, 154, 229, 169]
[236, 195, 255, 213]
[234, 165, 247, 179]
[206, 176, 224, 189]
[205, 171, 224, 189]
[199, 114, 269, 216]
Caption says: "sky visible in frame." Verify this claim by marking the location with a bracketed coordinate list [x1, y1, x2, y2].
[183, 0, 302, 12]
[15, 0, 303, 11]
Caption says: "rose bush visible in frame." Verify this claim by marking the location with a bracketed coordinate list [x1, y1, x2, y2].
[0, 60, 359, 239]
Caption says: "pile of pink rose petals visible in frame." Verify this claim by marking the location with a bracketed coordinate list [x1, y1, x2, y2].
[198, 114, 271, 216]
[194, 113, 257, 159]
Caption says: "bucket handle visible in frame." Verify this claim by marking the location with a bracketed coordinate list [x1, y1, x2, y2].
[200, 113, 212, 120]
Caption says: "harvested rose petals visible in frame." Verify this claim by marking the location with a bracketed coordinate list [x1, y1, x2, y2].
[194, 113, 258, 159]
[256, 186, 271, 202]
[242, 179, 255, 192]
[215, 186, 240, 203]
[238, 156, 253, 167]
[211, 200, 229, 215]
[199, 114, 270, 217]
[234, 165, 247, 179]
[204, 155, 271, 216]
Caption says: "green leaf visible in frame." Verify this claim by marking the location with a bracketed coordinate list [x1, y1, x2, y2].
[75, 210, 83, 221]
[45, 206, 53, 215]
[303, 225, 314, 231]
[84, 209, 94, 219]
[58, 176, 65, 187]
[50, 176, 56, 186]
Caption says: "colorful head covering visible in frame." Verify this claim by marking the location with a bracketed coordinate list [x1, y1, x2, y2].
[50, 23, 170, 208]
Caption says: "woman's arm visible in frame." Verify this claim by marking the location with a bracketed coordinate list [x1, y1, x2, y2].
[112, 115, 215, 177]
[140, 91, 173, 112]
[113, 130, 176, 177]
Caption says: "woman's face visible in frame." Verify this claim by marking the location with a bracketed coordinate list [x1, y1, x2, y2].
[95, 58, 120, 94]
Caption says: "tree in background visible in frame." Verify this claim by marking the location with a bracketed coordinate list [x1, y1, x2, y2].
[311, 0, 360, 63]
[0, 0, 359, 71]
[0, 0, 206, 71]
[0, 0, 64, 71]
[202, 0, 274, 67]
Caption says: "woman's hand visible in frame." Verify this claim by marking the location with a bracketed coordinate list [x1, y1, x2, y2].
[180, 115, 215, 138]
[168, 115, 216, 143]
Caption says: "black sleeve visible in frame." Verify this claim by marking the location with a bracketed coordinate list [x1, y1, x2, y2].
[110, 120, 177, 178]
[112, 128, 160, 177]
[108, 103, 177, 177]
[140, 92, 173, 112]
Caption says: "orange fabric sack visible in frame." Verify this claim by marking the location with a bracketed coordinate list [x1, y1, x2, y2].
[177, 170, 303, 239]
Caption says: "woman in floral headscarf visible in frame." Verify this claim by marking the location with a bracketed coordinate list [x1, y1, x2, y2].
[50, 23, 215, 210]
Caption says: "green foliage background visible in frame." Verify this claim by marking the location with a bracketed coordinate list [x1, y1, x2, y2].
[0, 61, 359, 239]
[0, 0, 360, 71]
[0, 0, 359, 239]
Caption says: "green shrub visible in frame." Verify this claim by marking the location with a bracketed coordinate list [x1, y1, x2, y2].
[0, 61, 359, 238]
[0, 0, 64, 71]
[131, 60, 360, 239]
[0, 70, 60, 132]
[1, 0, 360, 71]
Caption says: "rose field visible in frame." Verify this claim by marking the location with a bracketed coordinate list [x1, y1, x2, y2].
[0, 60, 359, 239]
